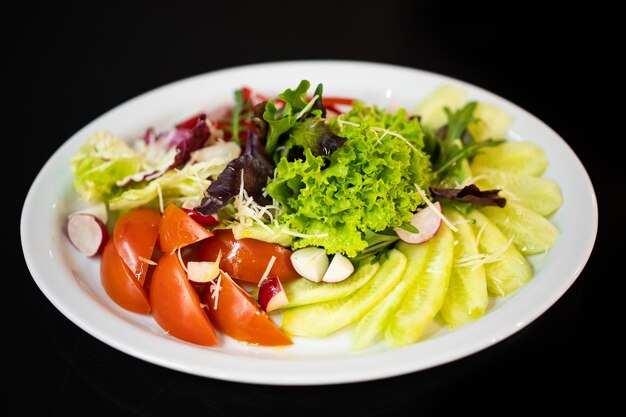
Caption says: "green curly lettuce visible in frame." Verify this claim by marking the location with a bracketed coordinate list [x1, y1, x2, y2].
[266, 102, 432, 257]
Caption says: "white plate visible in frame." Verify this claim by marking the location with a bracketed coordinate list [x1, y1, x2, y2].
[20, 61, 597, 385]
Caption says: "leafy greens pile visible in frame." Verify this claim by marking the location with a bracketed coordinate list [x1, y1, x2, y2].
[266, 101, 432, 257]
[70, 79, 505, 259]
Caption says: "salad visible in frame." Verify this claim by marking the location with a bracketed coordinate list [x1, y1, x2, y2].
[66, 81, 562, 350]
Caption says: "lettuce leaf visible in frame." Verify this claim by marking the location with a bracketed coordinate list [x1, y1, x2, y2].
[266, 102, 432, 257]
[70, 132, 143, 202]
[278, 117, 346, 161]
[108, 157, 234, 211]
[194, 132, 274, 216]
[262, 80, 324, 156]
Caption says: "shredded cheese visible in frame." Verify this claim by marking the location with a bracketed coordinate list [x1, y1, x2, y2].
[414, 183, 458, 232]
[336, 117, 360, 131]
[210, 273, 222, 309]
[369, 127, 418, 152]
[501, 190, 521, 202]
[258, 255, 277, 287]
[296, 95, 319, 120]
[138, 256, 157, 266]
[475, 221, 488, 247]
[455, 237, 514, 270]
[230, 168, 329, 240]
[177, 247, 188, 273]
[156, 182, 164, 213]
[461, 174, 489, 187]
[186, 165, 209, 195]
[456, 253, 487, 264]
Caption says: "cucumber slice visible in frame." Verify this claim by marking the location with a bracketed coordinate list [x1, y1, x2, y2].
[383, 225, 454, 347]
[281, 250, 407, 337]
[414, 85, 466, 129]
[468, 102, 512, 141]
[471, 141, 548, 176]
[472, 167, 563, 217]
[351, 246, 431, 351]
[465, 210, 532, 296]
[440, 208, 488, 327]
[481, 201, 559, 255]
[281, 257, 380, 307]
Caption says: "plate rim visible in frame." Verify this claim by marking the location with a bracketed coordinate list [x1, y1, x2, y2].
[20, 59, 598, 385]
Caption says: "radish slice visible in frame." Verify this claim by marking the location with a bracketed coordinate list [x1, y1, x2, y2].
[69, 202, 108, 224]
[258, 275, 289, 312]
[322, 253, 354, 283]
[395, 201, 442, 244]
[67, 214, 108, 256]
[290, 247, 329, 282]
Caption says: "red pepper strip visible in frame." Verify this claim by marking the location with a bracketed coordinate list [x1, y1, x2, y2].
[322, 97, 355, 106]
[183, 208, 219, 226]
[175, 114, 203, 130]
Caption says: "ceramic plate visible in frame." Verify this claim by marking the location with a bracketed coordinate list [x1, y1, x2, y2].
[21, 61, 597, 385]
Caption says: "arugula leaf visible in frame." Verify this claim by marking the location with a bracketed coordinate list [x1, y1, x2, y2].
[433, 138, 504, 179]
[262, 80, 324, 157]
[351, 230, 399, 262]
[443, 103, 477, 149]
[426, 102, 503, 183]
[230, 89, 244, 146]
[398, 222, 419, 234]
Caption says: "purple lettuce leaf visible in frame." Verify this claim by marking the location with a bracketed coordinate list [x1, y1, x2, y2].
[430, 184, 506, 207]
[194, 131, 274, 216]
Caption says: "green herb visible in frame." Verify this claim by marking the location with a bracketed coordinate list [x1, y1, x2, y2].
[230, 89, 244, 146]
[398, 222, 419, 234]
[263, 80, 323, 156]
[427, 102, 504, 183]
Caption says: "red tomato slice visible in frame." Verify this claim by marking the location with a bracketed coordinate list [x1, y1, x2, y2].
[114, 208, 160, 286]
[196, 229, 300, 283]
[150, 252, 219, 346]
[158, 204, 213, 253]
[203, 271, 292, 346]
[100, 240, 150, 314]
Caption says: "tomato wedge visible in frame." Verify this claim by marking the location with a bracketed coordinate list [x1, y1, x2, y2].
[100, 239, 150, 314]
[203, 271, 292, 346]
[158, 204, 213, 253]
[197, 230, 300, 283]
[114, 208, 160, 286]
[150, 252, 218, 346]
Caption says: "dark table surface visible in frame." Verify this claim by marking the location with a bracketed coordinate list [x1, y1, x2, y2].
[7, 2, 615, 416]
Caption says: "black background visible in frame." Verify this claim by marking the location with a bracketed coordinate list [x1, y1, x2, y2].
[6, 1, 617, 416]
